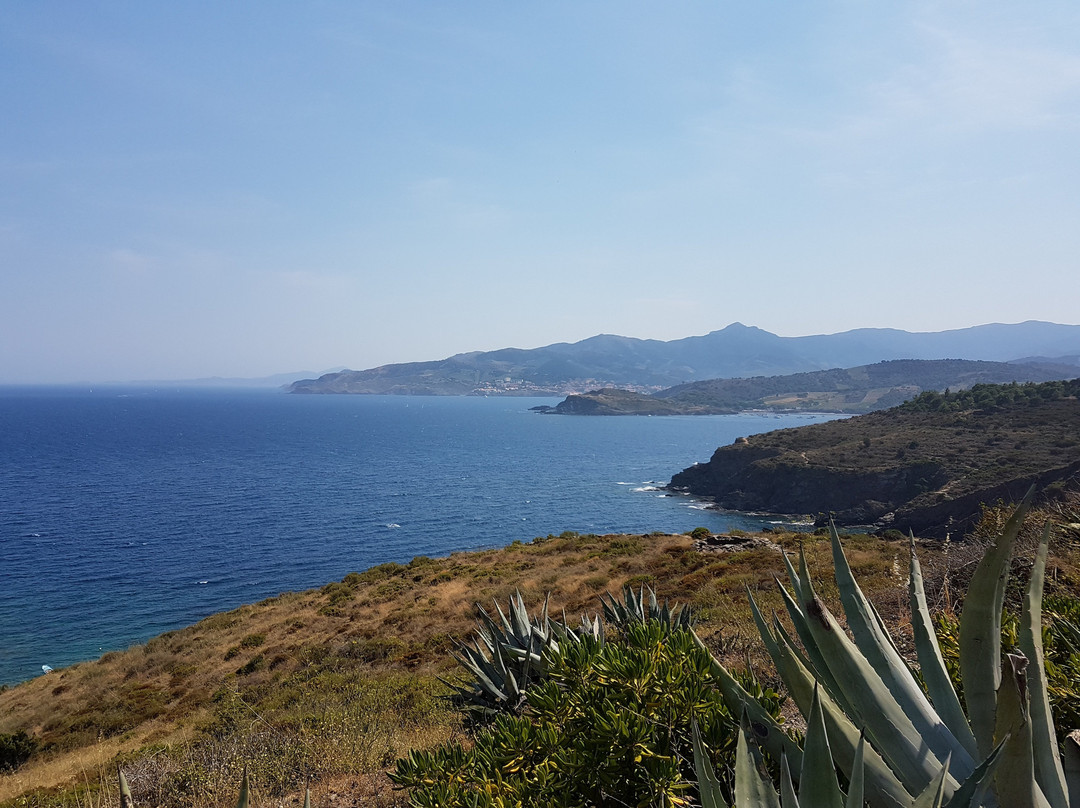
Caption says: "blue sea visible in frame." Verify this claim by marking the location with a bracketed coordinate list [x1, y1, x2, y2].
[0, 388, 843, 685]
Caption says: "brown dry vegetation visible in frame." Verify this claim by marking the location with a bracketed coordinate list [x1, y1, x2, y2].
[3, 497, 1080, 808]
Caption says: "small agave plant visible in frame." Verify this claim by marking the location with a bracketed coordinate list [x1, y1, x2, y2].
[695, 492, 1080, 807]
[601, 583, 696, 632]
[442, 590, 603, 722]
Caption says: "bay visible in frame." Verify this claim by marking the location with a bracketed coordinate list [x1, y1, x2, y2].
[0, 387, 843, 685]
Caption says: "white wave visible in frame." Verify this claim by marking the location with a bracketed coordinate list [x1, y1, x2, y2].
[632, 485, 660, 492]
[385, 522, 402, 529]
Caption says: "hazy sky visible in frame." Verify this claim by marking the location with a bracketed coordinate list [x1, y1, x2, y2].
[3, 2, 1079, 383]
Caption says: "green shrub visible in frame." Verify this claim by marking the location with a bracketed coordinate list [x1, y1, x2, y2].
[393, 622, 782, 807]
[0, 730, 37, 772]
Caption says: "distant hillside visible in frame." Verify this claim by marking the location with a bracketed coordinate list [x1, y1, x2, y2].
[288, 321, 1080, 395]
[538, 358, 1078, 415]
[669, 378, 1080, 537]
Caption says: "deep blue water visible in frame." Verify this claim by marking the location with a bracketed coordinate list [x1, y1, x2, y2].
[0, 388, 843, 685]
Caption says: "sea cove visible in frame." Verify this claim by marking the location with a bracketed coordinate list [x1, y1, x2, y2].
[0, 388, 843, 685]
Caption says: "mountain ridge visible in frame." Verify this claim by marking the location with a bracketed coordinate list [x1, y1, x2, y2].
[288, 321, 1080, 396]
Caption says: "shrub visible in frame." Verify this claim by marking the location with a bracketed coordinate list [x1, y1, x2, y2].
[0, 730, 37, 772]
[393, 622, 781, 807]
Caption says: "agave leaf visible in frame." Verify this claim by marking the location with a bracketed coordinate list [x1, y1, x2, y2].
[780, 752, 801, 808]
[909, 536, 979, 759]
[746, 588, 784, 666]
[776, 582, 850, 712]
[944, 736, 1007, 808]
[1018, 522, 1069, 808]
[911, 753, 951, 808]
[1064, 730, 1080, 808]
[694, 630, 805, 774]
[735, 713, 782, 808]
[235, 770, 250, 808]
[829, 524, 974, 775]
[793, 567, 959, 794]
[118, 769, 134, 808]
[693, 720, 731, 808]
[798, 544, 816, 604]
[799, 686, 844, 808]
[770, 625, 914, 808]
[772, 617, 819, 681]
[992, 653, 1043, 808]
[782, 549, 805, 601]
[845, 734, 865, 808]
[960, 490, 1033, 759]
[304, 787, 311, 808]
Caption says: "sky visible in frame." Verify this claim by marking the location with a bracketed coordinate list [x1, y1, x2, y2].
[2, 2, 1080, 383]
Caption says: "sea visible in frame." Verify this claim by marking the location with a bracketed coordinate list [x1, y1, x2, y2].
[0, 387, 844, 686]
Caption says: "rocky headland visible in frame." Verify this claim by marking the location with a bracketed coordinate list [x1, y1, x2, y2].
[669, 379, 1080, 537]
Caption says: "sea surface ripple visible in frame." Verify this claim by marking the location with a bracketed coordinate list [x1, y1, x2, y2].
[0, 387, 843, 684]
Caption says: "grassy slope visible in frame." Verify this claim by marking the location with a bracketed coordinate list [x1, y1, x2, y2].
[3, 505, 1079, 807]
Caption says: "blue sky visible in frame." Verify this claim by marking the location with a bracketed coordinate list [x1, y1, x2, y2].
[2, 2, 1079, 383]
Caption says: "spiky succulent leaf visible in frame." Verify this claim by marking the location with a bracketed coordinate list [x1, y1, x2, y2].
[767, 620, 914, 808]
[799, 687, 844, 808]
[845, 735, 866, 808]
[829, 524, 974, 775]
[909, 536, 979, 759]
[959, 487, 1033, 759]
[780, 752, 801, 808]
[693, 720, 731, 808]
[1019, 522, 1070, 808]
[235, 770, 250, 808]
[118, 769, 134, 808]
[911, 753, 950, 808]
[694, 631, 805, 775]
[735, 713, 781, 808]
[1064, 730, 1080, 808]
[992, 653, 1043, 808]
[944, 738, 1007, 808]
[775, 581, 850, 712]
[786, 562, 961, 794]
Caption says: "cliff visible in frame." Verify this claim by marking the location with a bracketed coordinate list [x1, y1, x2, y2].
[669, 380, 1080, 536]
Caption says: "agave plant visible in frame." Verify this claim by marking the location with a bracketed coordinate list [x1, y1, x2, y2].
[695, 493, 1080, 807]
[601, 583, 696, 632]
[443, 590, 604, 722]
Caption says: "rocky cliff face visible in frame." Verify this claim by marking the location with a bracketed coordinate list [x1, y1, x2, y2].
[670, 444, 948, 526]
[668, 392, 1080, 537]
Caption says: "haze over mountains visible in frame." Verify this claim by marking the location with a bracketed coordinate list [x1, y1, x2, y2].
[289, 321, 1080, 396]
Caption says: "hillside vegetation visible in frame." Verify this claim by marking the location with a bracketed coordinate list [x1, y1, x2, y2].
[670, 379, 1080, 536]
[0, 521, 998, 808]
[2, 494, 1079, 806]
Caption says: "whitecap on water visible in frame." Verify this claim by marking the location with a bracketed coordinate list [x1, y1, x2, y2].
[385, 523, 402, 529]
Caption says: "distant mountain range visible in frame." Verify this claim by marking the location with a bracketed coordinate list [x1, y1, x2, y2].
[288, 321, 1080, 395]
[537, 358, 1080, 415]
